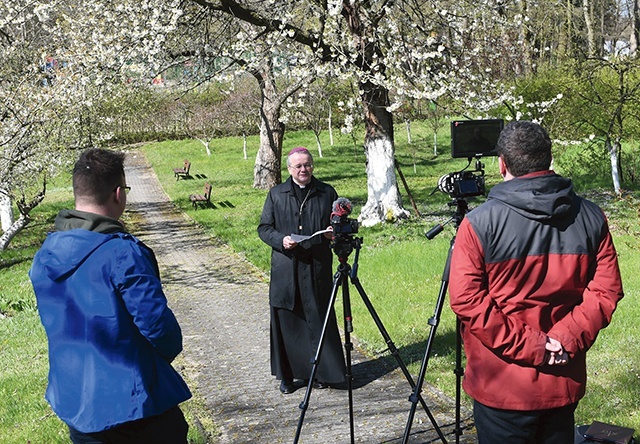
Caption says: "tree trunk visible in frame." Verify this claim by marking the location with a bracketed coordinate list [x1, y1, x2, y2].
[558, 0, 573, 57]
[358, 81, 409, 226]
[607, 138, 622, 195]
[0, 185, 45, 250]
[0, 213, 30, 251]
[583, 0, 596, 57]
[631, 0, 640, 57]
[252, 60, 284, 189]
[314, 132, 323, 158]
[328, 106, 334, 146]
[196, 137, 212, 156]
[1, 192, 13, 232]
[243, 132, 248, 160]
[342, 0, 408, 226]
[517, 0, 534, 75]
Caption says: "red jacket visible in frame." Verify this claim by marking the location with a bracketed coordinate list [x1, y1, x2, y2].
[449, 171, 623, 410]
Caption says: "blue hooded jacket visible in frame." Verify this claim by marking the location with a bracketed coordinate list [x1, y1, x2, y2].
[29, 210, 191, 433]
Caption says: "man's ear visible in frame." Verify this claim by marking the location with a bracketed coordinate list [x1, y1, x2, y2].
[114, 186, 126, 205]
[498, 156, 507, 178]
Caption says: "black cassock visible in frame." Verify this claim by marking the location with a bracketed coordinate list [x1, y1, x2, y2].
[258, 177, 346, 384]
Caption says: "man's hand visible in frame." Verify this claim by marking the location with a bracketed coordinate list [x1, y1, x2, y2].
[283, 235, 298, 250]
[545, 337, 569, 366]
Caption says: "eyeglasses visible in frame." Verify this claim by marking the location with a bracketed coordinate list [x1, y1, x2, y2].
[113, 186, 131, 194]
[290, 163, 314, 170]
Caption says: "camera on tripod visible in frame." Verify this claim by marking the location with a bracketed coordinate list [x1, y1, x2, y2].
[330, 198, 359, 236]
[437, 169, 486, 199]
[436, 119, 504, 199]
[426, 119, 504, 240]
[329, 198, 359, 258]
[331, 216, 359, 235]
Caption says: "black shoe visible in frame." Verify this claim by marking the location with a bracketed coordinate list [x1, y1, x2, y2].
[280, 380, 295, 394]
[313, 381, 328, 389]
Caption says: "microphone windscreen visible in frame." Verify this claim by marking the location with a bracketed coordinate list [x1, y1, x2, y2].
[331, 197, 352, 218]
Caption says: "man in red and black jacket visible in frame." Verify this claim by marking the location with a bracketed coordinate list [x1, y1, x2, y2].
[449, 121, 624, 444]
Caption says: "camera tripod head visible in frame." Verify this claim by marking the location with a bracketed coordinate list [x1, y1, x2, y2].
[331, 233, 363, 261]
[425, 198, 470, 240]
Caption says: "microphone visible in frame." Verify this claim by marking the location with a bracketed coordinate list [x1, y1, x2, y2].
[331, 197, 352, 219]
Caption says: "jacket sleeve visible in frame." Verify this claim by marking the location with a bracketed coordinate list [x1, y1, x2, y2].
[449, 218, 548, 366]
[257, 190, 286, 252]
[547, 226, 624, 357]
[115, 240, 183, 363]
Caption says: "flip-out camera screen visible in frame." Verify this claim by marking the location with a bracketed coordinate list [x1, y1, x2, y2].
[450, 119, 504, 158]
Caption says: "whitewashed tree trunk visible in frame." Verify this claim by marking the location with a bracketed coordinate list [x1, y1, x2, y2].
[406, 119, 412, 144]
[243, 132, 248, 160]
[0, 214, 30, 251]
[434, 132, 438, 156]
[196, 137, 212, 156]
[315, 133, 323, 158]
[357, 82, 409, 225]
[341, 0, 408, 226]
[0, 192, 14, 232]
[328, 106, 334, 146]
[359, 136, 410, 227]
[0, 185, 45, 251]
[607, 139, 622, 195]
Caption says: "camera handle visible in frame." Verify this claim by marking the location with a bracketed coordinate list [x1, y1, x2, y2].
[294, 237, 447, 444]
[402, 198, 470, 444]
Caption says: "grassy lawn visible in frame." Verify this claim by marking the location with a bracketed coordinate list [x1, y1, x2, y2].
[1, 122, 639, 441]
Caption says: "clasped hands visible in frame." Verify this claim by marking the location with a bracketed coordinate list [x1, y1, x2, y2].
[545, 336, 569, 366]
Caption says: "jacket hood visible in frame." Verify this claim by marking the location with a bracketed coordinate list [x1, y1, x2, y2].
[487, 171, 576, 222]
[35, 210, 125, 281]
[54, 209, 124, 233]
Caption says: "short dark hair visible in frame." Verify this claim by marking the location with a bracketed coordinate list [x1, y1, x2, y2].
[495, 121, 552, 177]
[72, 149, 125, 205]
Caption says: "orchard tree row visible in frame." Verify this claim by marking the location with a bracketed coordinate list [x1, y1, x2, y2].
[2, 0, 640, 249]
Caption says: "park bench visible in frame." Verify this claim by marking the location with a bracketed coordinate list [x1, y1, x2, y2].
[173, 159, 191, 180]
[189, 183, 212, 209]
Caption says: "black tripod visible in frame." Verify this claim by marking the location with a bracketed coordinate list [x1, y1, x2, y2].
[294, 234, 447, 444]
[401, 197, 470, 444]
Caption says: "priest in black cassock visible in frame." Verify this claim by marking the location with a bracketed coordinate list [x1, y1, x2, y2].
[258, 146, 346, 394]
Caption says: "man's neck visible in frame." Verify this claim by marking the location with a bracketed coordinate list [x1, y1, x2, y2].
[75, 203, 121, 221]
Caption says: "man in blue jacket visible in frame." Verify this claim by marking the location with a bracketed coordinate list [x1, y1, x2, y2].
[29, 148, 191, 443]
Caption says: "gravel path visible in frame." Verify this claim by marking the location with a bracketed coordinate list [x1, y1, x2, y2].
[124, 150, 477, 444]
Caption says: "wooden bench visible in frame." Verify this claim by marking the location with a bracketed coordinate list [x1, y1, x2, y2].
[173, 159, 191, 180]
[189, 183, 212, 209]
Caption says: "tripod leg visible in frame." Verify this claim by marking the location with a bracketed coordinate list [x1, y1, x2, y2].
[454, 318, 463, 444]
[293, 265, 345, 444]
[351, 276, 447, 444]
[347, 238, 447, 443]
[341, 268, 356, 444]
[401, 238, 455, 444]
[400, 278, 449, 444]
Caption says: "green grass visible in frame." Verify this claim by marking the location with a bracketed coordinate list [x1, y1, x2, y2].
[139, 123, 640, 431]
[0, 311, 67, 442]
[2, 121, 640, 442]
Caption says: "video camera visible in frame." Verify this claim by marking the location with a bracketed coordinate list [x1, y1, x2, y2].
[426, 119, 503, 240]
[330, 198, 359, 258]
[330, 198, 359, 235]
[436, 119, 503, 199]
